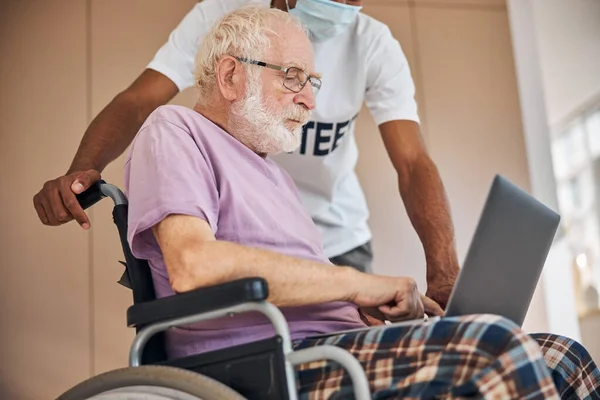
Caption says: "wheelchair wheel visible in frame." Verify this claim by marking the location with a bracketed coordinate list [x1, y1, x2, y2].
[56, 365, 247, 400]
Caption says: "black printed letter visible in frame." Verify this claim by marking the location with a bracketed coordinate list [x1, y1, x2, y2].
[299, 121, 314, 155]
[332, 120, 349, 152]
[313, 122, 333, 156]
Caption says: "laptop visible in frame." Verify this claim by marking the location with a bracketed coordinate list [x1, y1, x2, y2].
[310, 174, 561, 337]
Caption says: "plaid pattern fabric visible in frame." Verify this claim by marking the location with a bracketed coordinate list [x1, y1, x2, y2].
[533, 333, 600, 399]
[293, 314, 561, 400]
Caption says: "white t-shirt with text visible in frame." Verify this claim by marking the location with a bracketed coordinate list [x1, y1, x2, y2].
[146, 0, 420, 258]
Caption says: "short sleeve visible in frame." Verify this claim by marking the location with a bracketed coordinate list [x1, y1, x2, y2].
[146, 4, 202, 91]
[125, 118, 219, 260]
[364, 26, 420, 126]
[146, 0, 270, 92]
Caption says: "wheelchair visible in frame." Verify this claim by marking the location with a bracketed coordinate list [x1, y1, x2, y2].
[56, 180, 372, 400]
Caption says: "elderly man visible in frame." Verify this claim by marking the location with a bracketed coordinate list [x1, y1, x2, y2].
[35, 0, 460, 311]
[124, 7, 599, 400]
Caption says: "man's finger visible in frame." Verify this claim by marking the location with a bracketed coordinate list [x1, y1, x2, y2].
[60, 184, 90, 229]
[421, 295, 444, 317]
[415, 296, 425, 319]
[360, 306, 387, 321]
[358, 308, 386, 326]
[33, 194, 49, 225]
[378, 302, 410, 321]
[72, 169, 101, 194]
[39, 194, 61, 226]
[379, 296, 418, 322]
[46, 183, 73, 224]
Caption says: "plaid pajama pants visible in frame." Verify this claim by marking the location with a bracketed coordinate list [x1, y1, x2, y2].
[293, 314, 600, 399]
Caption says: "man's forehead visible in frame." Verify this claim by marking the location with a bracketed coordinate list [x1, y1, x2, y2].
[282, 59, 307, 70]
[280, 57, 320, 78]
[267, 37, 317, 74]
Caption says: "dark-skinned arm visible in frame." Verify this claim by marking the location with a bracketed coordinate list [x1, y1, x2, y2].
[33, 69, 178, 229]
[379, 119, 460, 309]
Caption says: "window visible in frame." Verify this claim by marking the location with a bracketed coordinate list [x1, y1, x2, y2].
[551, 103, 600, 315]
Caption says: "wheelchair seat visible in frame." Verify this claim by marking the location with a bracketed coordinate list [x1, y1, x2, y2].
[56, 180, 371, 400]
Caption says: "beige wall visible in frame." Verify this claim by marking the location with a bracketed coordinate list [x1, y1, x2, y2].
[0, 0, 552, 398]
[0, 1, 197, 397]
[0, 1, 92, 398]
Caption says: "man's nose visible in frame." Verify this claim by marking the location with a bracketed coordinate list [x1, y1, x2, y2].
[295, 82, 316, 110]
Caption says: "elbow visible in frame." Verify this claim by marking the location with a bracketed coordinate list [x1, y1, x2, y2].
[170, 274, 198, 294]
[395, 154, 420, 185]
[168, 257, 196, 294]
[113, 90, 145, 121]
[167, 243, 222, 294]
[397, 152, 437, 183]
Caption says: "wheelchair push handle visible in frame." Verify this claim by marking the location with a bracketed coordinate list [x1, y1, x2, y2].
[75, 179, 128, 209]
[76, 179, 107, 210]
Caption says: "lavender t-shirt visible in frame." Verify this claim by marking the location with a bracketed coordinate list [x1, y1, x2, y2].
[124, 105, 366, 359]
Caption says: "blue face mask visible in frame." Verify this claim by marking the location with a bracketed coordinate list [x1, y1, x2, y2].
[288, 0, 363, 43]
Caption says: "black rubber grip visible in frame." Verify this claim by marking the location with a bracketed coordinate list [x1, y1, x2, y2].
[75, 179, 107, 210]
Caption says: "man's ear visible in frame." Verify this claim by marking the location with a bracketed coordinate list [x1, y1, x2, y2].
[215, 56, 241, 101]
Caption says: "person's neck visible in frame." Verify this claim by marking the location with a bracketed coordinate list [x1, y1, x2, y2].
[271, 0, 288, 12]
[193, 101, 229, 134]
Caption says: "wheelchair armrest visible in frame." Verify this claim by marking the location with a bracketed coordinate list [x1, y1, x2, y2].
[126, 277, 269, 328]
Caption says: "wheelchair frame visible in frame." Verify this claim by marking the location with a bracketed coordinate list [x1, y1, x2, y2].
[78, 180, 372, 400]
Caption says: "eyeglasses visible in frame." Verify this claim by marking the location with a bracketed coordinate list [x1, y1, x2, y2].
[234, 56, 322, 97]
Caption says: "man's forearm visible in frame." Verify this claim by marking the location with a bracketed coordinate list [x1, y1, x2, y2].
[166, 240, 362, 308]
[67, 92, 148, 174]
[398, 155, 459, 283]
[67, 69, 179, 174]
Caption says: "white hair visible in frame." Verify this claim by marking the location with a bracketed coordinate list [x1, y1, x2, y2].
[193, 6, 307, 104]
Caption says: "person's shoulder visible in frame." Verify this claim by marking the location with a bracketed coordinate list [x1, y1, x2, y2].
[143, 105, 226, 149]
[353, 13, 396, 43]
[354, 12, 397, 54]
[151, 104, 196, 120]
[127, 105, 208, 163]
[354, 13, 404, 62]
[130, 105, 209, 152]
[144, 104, 198, 133]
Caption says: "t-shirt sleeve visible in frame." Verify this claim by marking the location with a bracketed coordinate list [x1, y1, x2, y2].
[125, 117, 219, 260]
[146, 4, 204, 91]
[146, 0, 269, 92]
[364, 26, 420, 126]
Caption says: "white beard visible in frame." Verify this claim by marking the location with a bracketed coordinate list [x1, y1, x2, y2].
[228, 75, 310, 155]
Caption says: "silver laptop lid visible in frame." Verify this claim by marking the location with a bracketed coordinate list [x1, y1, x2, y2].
[444, 175, 561, 326]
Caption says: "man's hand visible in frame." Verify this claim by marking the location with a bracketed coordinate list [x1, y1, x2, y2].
[358, 307, 387, 326]
[33, 169, 101, 230]
[351, 275, 444, 322]
[425, 262, 458, 309]
[425, 279, 456, 310]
